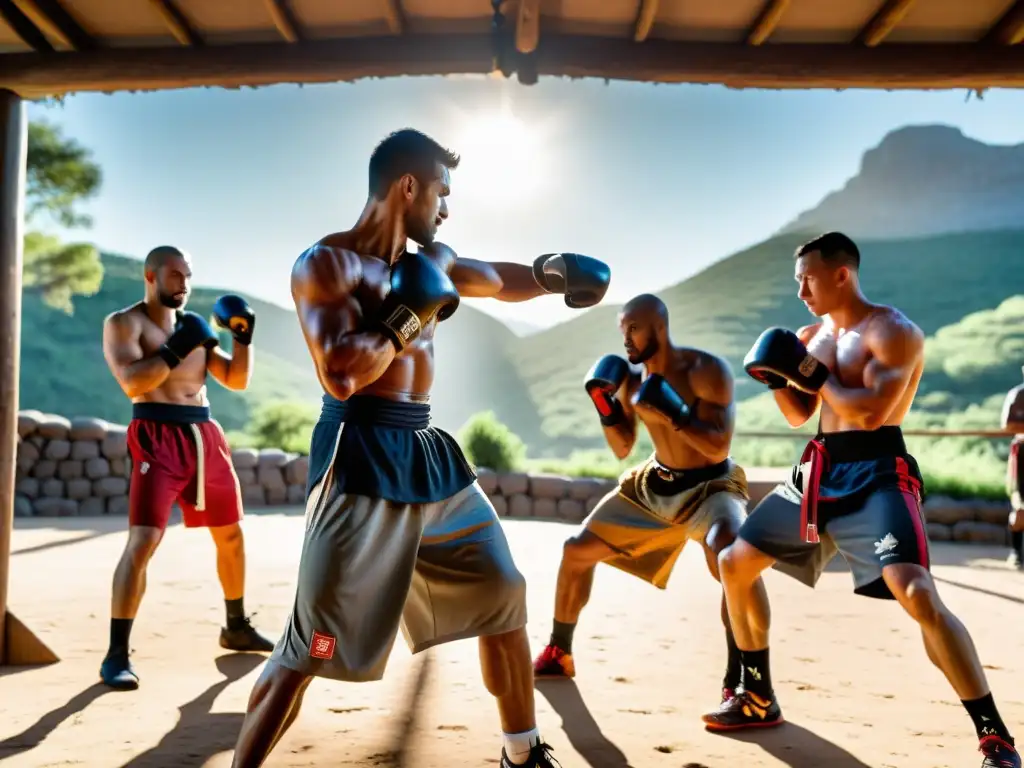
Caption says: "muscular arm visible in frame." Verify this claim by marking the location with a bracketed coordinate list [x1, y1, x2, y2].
[819, 316, 924, 431]
[292, 245, 397, 401]
[206, 341, 252, 391]
[773, 324, 823, 428]
[675, 358, 735, 461]
[1001, 384, 1024, 433]
[603, 374, 640, 460]
[449, 258, 547, 302]
[102, 311, 171, 399]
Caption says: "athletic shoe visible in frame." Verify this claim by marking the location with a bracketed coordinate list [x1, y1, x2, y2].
[219, 615, 275, 652]
[500, 742, 561, 767]
[99, 651, 139, 690]
[532, 644, 575, 678]
[980, 735, 1021, 767]
[702, 690, 784, 731]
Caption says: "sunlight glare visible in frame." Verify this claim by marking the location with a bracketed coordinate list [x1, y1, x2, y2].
[454, 108, 543, 204]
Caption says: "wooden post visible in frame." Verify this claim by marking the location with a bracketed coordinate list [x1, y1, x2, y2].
[0, 88, 58, 667]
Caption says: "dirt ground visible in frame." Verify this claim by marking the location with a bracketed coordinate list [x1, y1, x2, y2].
[1, 510, 1022, 768]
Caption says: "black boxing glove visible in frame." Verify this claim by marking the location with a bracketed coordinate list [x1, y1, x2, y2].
[584, 354, 631, 427]
[533, 253, 611, 309]
[212, 294, 256, 346]
[159, 311, 219, 369]
[377, 250, 460, 351]
[744, 327, 830, 393]
[631, 374, 691, 430]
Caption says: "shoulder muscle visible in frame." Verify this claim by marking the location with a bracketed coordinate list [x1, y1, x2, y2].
[291, 245, 363, 306]
[870, 311, 923, 367]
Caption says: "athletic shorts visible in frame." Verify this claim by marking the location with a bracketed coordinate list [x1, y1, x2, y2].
[583, 456, 749, 589]
[738, 426, 928, 600]
[271, 395, 527, 682]
[1008, 436, 1024, 514]
[127, 402, 243, 530]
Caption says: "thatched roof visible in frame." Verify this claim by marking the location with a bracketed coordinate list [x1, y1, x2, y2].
[1, 0, 1024, 97]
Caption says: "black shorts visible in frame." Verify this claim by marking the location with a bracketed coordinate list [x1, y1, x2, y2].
[738, 426, 929, 600]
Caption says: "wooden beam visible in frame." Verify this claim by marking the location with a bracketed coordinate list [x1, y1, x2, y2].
[381, 0, 404, 36]
[633, 0, 659, 43]
[264, 0, 301, 43]
[746, 0, 791, 46]
[982, 0, 1024, 45]
[10, 0, 93, 51]
[855, 0, 919, 47]
[516, 0, 541, 54]
[0, 0, 53, 51]
[3, 38, 1024, 97]
[147, 0, 202, 47]
[0, 88, 58, 668]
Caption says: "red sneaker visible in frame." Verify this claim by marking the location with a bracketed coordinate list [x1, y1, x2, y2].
[532, 643, 575, 679]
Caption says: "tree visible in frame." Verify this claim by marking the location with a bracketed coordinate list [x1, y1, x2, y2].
[457, 411, 526, 472]
[24, 120, 104, 313]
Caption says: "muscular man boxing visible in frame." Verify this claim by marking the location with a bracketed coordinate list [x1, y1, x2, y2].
[1001, 373, 1024, 570]
[702, 232, 1020, 768]
[229, 128, 611, 768]
[99, 246, 274, 690]
[532, 294, 766, 711]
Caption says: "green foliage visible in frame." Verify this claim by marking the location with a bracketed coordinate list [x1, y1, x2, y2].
[23, 232, 103, 314]
[244, 400, 318, 455]
[458, 411, 526, 472]
[26, 120, 102, 229]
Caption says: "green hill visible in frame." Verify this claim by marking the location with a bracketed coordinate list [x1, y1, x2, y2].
[20, 252, 539, 439]
[511, 229, 1024, 454]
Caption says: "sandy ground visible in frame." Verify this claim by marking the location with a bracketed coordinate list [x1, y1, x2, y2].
[1, 510, 1023, 768]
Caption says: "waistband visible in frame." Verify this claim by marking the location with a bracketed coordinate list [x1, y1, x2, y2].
[132, 402, 211, 424]
[814, 426, 906, 464]
[319, 394, 430, 430]
[652, 457, 730, 485]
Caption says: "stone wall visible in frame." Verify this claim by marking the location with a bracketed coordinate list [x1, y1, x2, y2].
[12, 411, 1016, 546]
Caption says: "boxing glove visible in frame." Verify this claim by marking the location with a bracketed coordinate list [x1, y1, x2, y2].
[584, 354, 631, 427]
[533, 253, 611, 309]
[631, 374, 691, 429]
[744, 327, 830, 393]
[212, 294, 256, 346]
[159, 311, 219, 369]
[377, 250, 461, 351]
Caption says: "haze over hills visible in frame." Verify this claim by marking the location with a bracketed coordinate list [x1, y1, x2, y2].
[21, 124, 1024, 458]
[780, 125, 1024, 239]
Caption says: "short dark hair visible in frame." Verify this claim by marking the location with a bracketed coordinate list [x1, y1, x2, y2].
[795, 231, 860, 270]
[368, 129, 460, 199]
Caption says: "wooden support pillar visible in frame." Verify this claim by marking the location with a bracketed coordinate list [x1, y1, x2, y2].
[0, 88, 58, 668]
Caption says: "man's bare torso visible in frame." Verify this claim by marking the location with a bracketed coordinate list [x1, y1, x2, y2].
[309, 232, 446, 403]
[804, 305, 923, 432]
[119, 302, 210, 406]
[632, 347, 731, 470]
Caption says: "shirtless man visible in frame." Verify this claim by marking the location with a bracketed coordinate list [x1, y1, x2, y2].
[1001, 373, 1024, 570]
[99, 246, 274, 690]
[229, 128, 611, 768]
[702, 232, 1020, 768]
[532, 294, 765, 711]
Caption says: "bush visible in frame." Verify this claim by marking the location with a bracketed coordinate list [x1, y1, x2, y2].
[245, 400, 318, 455]
[458, 411, 526, 472]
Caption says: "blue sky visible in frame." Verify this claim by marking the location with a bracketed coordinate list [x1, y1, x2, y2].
[29, 76, 1024, 329]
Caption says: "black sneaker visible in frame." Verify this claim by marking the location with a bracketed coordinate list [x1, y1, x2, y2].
[702, 690, 785, 732]
[219, 615, 275, 652]
[500, 742, 561, 767]
[980, 735, 1021, 767]
[99, 651, 139, 690]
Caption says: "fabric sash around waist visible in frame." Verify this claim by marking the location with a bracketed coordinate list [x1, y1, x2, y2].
[795, 426, 916, 546]
[307, 394, 476, 504]
[645, 458, 732, 496]
[131, 402, 211, 424]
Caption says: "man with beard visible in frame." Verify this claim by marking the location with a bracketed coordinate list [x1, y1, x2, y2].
[99, 245, 274, 690]
[532, 293, 762, 713]
[229, 128, 611, 767]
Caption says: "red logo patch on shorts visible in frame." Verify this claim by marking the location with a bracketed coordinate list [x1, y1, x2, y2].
[309, 631, 336, 660]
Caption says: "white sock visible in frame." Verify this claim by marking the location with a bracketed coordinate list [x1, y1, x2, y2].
[503, 727, 541, 764]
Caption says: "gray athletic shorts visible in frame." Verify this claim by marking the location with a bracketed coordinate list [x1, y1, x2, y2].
[270, 432, 527, 682]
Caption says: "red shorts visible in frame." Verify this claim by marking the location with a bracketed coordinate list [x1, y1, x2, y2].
[127, 403, 244, 530]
